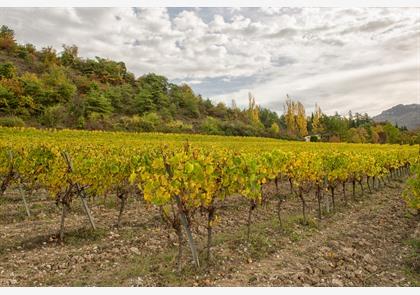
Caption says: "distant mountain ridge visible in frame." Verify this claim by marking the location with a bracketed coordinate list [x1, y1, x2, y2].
[373, 104, 420, 130]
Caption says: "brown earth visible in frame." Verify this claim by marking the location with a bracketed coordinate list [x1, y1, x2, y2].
[0, 178, 418, 286]
[214, 183, 420, 286]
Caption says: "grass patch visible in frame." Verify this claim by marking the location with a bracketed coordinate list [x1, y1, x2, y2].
[403, 238, 420, 286]
[95, 247, 202, 286]
[99, 196, 119, 210]
[65, 227, 108, 246]
[247, 232, 276, 258]
[288, 231, 302, 242]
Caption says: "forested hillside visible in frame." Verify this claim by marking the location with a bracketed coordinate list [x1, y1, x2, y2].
[0, 25, 418, 144]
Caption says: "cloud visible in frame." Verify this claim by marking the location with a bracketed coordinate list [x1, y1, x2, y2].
[267, 28, 298, 38]
[214, 58, 419, 116]
[0, 7, 418, 116]
[179, 79, 203, 85]
[359, 19, 394, 32]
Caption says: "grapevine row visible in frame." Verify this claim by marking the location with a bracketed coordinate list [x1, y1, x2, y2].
[0, 127, 418, 269]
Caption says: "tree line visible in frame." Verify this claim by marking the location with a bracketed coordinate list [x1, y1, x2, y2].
[0, 25, 418, 144]
[282, 98, 418, 144]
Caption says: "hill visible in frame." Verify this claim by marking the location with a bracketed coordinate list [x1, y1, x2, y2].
[0, 25, 284, 138]
[0, 24, 419, 144]
[373, 104, 420, 130]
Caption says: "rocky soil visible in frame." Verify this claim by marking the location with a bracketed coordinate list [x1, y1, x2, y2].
[214, 183, 420, 286]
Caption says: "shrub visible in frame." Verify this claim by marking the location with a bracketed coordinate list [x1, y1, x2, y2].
[84, 112, 113, 130]
[116, 113, 163, 132]
[0, 116, 25, 127]
[40, 104, 66, 127]
[310, 135, 318, 142]
[200, 116, 222, 135]
[0, 62, 17, 79]
[329, 135, 341, 142]
[165, 120, 193, 133]
[138, 112, 162, 132]
[403, 163, 420, 214]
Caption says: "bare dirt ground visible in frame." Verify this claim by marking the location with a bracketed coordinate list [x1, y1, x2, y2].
[0, 178, 418, 286]
[214, 182, 420, 286]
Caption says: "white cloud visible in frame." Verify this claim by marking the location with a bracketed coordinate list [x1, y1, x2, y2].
[0, 7, 418, 116]
[180, 79, 202, 85]
[215, 58, 418, 116]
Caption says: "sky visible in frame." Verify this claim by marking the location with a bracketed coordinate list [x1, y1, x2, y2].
[0, 7, 419, 116]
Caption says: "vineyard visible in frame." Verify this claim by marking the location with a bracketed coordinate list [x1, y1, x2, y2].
[0, 127, 419, 286]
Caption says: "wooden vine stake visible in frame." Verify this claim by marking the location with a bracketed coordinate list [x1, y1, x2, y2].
[206, 205, 215, 262]
[61, 151, 96, 231]
[57, 183, 73, 241]
[342, 181, 347, 205]
[161, 150, 200, 268]
[298, 187, 307, 224]
[316, 183, 322, 220]
[18, 181, 31, 217]
[246, 200, 257, 241]
[117, 193, 127, 229]
[76, 183, 97, 230]
[275, 177, 284, 229]
[174, 195, 200, 268]
[60, 202, 68, 241]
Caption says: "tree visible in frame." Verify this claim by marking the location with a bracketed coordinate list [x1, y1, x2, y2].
[228, 99, 241, 120]
[134, 74, 171, 115]
[231, 99, 238, 110]
[198, 97, 213, 116]
[284, 96, 308, 138]
[24, 43, 36, 55]
[321, 113, 348, 140]
[348, 128, 362, 143]
[0, 77, 25, 115]
[135, 88, 155, 114]
[0, 25, 16, 52]
[347, 127, 368, 143]
[296, 101, 308, 137]
[0, 63, 16, 79]
[169, 83, 199, 118]
[14, 43, 37, 63]
[105, 84, 135, 114]
[179, 84, 200, 118]
[383, 122, 401, 144]
[0, 84, 14, 114]
[40, 46, 59, 68]
[84, 88, 113, 115]
[284, 95, 297, 136]
[312, 103, 323, 134]
[212, 102, 228, 119]
[0, 77, 36, 118]
[269, 122, 280, 137]
[373, 124, 387, 144]
[41, 66, 76, 106]
[247, 92, 260, 125]
[259, 107, 280, 129]
[19, 72, 44, 113]
[61, 44, 79, 66]
[358, 127, 369, 143]
[348, 110, 355, 128]
[74, 56, 131, 85]
[370, 128, 380, 143]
